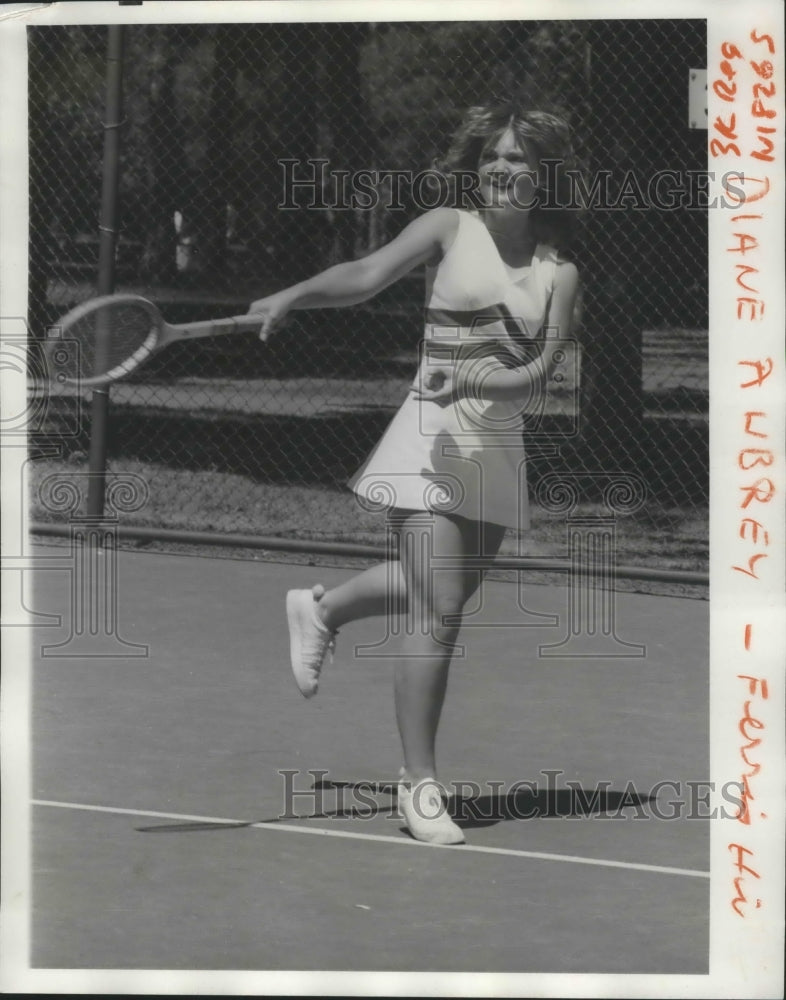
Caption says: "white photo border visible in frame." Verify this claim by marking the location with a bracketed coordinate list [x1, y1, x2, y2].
[1, 1, 784, 996]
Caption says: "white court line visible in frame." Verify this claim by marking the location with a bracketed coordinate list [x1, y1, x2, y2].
[33, 798, 710, 880]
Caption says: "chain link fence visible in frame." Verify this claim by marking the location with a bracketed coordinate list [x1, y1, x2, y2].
[27, 19, 708, 573]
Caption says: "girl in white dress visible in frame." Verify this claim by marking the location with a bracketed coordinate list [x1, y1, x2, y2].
[248, 105, 580, 845]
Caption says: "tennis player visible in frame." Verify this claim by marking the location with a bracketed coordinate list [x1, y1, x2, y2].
[248, 105, 580, 845]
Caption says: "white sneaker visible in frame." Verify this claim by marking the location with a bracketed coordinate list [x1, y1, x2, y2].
[397, 769, 465, 845]
[286, 585, 337, 698]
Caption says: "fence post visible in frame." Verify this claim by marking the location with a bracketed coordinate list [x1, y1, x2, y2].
[37, 472, 150, 658]
[86, 24, 125, 518]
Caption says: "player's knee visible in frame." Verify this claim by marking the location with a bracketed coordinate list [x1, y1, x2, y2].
[427, 594, 464, 641]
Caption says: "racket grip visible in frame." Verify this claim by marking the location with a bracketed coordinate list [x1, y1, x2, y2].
[228, 315, 268, 333]
[211, 315, 267, 335]
[174, 315, 266, 340]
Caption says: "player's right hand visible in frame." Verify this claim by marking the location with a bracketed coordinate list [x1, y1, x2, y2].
[246, 291, 292, 342]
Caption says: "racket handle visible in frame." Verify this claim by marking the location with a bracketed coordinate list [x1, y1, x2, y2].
[221, 315, 267, 334]
[172, 315, 265, 340]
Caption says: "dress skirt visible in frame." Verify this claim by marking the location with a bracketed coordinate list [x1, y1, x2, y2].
[348, 361, 531, 531]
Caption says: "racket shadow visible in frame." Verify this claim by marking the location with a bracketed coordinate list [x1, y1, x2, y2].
[136, 820, 255, 834]
[135, 781, 402, 833]
[135, 808, 403, 835]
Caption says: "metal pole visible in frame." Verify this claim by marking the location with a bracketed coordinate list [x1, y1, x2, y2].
[29, 522, 711, 588]
[86, 25, 125, 517]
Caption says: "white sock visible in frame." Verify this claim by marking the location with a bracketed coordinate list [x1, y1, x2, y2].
[310, 601, 329, 633]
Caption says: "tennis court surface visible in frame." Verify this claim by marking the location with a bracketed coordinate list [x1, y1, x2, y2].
[30, 542, 709, 973]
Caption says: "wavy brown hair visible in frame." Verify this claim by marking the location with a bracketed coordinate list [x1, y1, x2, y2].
[436, 103, 581, 249]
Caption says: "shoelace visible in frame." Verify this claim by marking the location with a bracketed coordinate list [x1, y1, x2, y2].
[308, 626, 337, 662]
[300, 626, 332, 664]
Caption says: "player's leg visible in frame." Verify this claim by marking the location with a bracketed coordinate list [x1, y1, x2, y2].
[392, 511, 505, 784]
[391, 510, 503, 843]
[287, 560, 405, 698]
[315, 510, 500, 631]
[286, 510, 500, 700]
[315, 560, 406, 630]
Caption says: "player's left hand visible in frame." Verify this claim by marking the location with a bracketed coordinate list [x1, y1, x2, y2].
[409, 366, 457, 407]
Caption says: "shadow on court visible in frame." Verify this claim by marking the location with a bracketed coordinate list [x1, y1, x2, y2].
[133, 785, 655, 835]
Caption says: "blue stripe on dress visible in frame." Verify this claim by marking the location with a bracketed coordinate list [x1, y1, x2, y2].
[424, 304, 540, 366]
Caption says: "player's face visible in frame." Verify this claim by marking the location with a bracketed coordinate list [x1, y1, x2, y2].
[478, 127, 539, 210]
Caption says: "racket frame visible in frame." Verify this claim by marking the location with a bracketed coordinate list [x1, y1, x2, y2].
[46, 293, 264, 387]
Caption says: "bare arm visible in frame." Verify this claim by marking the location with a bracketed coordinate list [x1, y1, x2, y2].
[247, 208, 458, 340]
[413, 260, 580, 405]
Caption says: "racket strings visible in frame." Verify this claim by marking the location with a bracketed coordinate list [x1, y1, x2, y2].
[51, 303, 158, 382]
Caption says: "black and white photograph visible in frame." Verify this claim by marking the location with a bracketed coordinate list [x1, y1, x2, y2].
[1, 1, 783, 995]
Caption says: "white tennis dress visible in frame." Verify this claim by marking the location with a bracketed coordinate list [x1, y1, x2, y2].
[349, 209, 559, 530]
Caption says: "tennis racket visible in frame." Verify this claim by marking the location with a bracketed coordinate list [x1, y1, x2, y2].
[45, 293, 265, 387]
